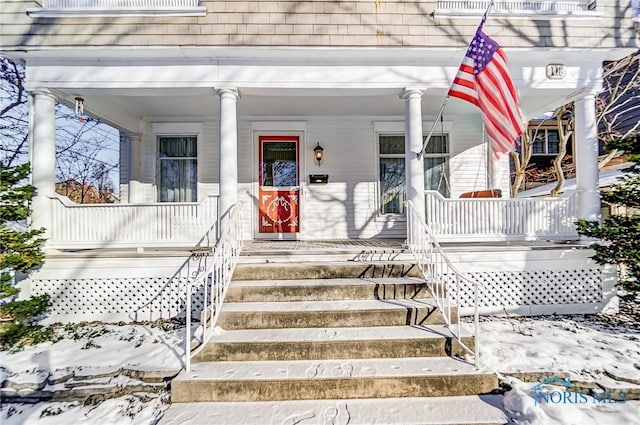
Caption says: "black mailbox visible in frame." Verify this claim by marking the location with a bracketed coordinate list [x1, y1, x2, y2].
[309, 174, 329, 184]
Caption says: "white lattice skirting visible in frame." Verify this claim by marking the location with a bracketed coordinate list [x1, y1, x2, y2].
[452, 269, 603, 308]
[33, 277, 207, 323]
[33, 267, 610, 322]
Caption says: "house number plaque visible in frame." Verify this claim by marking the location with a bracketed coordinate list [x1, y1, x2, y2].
[546, 64, 566, 80]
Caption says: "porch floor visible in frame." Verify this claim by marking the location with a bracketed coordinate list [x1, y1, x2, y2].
[242, 238, 584, 253]
[43, 238, 586, 258]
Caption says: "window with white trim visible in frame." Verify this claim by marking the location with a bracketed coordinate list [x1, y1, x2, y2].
[531, 128, 561, 155]
[378, 134, 450, 215]
[157, 136, 197, 202]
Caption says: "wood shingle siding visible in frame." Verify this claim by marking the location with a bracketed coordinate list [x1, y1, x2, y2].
[1, 1, 637, 50]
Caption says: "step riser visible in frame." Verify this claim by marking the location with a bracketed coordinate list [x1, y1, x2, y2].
[191, 337, 474, 362]
[218, 307, 456, 329]
[232, 264, 422, 281]
[225, 283, 430, 303]
[171, 374, 497, 402]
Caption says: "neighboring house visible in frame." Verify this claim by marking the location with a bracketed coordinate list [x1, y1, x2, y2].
[516, 49, 640, 192]
[55, 179, 117, 204]
[517, 161, 635, 218]
[0, 1, 637, 321]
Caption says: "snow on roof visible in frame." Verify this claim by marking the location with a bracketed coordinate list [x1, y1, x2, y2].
[517, 167, 629, 198]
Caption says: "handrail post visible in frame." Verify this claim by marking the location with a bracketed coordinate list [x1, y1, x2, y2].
[186, 281, 192, 372]
[406, 200, 481, 368]
[184, 204, 242, 371]
[474, 279, 480, 368]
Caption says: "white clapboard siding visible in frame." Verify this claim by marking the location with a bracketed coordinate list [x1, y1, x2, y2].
[116, 114, 559, 241]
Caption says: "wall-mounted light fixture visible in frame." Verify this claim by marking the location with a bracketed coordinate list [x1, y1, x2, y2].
[313, 142, 324, 166]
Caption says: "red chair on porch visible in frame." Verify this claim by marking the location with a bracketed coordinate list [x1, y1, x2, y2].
[459, 189, 502, 198]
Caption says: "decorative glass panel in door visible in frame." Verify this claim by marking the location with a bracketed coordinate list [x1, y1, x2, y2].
[258, 136, 300, 234]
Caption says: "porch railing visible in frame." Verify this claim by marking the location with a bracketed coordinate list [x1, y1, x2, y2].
[186, 205, 242, 372]
[436, 0, 595, 14]
[407, 201, 480, 368]
[424, 190, 579, 242]
[40, 0, 201, 8]
[48, 195, 218, 249]
[29, 0, 206, 16]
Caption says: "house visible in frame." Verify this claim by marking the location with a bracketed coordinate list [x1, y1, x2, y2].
[0, 1, 637, 323]
[514, 49, 640, 192]
[55, 179, 118, 204]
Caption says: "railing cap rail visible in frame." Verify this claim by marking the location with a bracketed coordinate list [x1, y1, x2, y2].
[48, 193, 217, 208]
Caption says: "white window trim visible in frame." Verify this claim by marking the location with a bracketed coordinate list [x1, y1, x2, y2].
[152, 123, 203, 202]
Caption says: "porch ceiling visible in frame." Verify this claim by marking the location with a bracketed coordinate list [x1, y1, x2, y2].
[59, 86, 576, 131]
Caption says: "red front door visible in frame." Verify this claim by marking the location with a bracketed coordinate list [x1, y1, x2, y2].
[258, 136, 300, 234]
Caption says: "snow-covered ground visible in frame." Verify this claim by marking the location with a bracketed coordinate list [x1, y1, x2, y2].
[478, 315, 640, 424]
[1, 315, 640, 424]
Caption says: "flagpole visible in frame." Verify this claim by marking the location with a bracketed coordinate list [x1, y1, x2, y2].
[418, 0, 495, 160]
[418, 98, 449, 159]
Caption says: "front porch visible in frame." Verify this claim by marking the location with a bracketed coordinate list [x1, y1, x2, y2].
[42, 189, 581, 250]
[25, 47, 606, 249]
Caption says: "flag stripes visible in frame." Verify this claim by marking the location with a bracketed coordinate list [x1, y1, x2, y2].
[448, 26, 525, 159]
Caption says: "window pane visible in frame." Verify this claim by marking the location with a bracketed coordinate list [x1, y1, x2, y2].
[424, 135, 448, 154]
[159, 136, 197, 158]
[380, 158, 405, 214]
[531, 131, 545, 154]
[547, 130, 560, 154]
[425, 157, 449, 198]
[262, 142, 298, 187]
[379, 135, 404, 155]
[159, 136, 197, 202]
[159, 159, 179, 202]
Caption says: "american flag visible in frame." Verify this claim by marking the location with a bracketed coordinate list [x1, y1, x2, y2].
[448, 25, 526, 158]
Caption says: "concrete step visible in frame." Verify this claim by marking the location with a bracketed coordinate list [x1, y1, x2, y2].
[231, 262, 422, 281]
[171, 357, 498, 402]
[160, 395, 507, 424]
[218, 298, 455, 330]
[192, 325, 473, 362]
[225, 277, 430, 302]
[238, 250, 416, 264]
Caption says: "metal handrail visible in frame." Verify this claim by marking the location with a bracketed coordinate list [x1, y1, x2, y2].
[406, 201, 481, 368]
[185, 205, 242, 371]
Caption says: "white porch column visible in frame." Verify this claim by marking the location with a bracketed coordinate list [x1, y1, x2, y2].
[402, 89, 425, 222]
[216, 88, 239, 222]
[574, 92, 600, 221]
[128, 133, 144, 203]
[31, 89, 57, 237]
